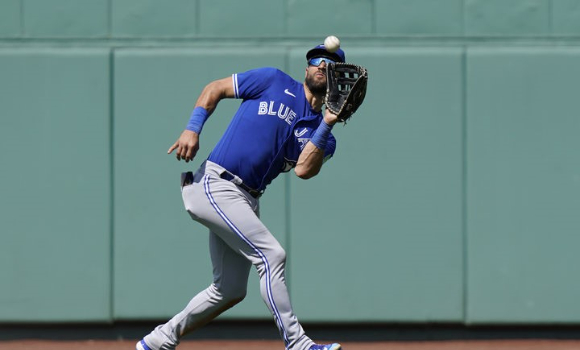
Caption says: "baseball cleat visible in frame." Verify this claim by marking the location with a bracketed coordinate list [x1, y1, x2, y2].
[136, 339, 152, 350]
[309, 343, 342, 350]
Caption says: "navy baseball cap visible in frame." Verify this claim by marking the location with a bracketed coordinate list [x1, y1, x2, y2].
[306, 44, 346, 63]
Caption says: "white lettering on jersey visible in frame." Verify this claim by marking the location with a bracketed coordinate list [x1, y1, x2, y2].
[278, 104, 289, 119]
[286, 110, 296, 124]
[267, 101, 277, 116]
[298, 138, 310, 150]
[258, 101, 268, 115]
[294, 128, 308, 137]
[295, 128, 310, 150]
[258, 101, 297, 125]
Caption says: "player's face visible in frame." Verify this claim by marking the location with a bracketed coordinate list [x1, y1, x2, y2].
[305, 57, 331, 96]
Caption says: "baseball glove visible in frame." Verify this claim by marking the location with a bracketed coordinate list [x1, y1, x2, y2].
[325, 62, 368, 122]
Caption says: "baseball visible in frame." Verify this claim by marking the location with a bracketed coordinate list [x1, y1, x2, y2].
[324, 36, 340, 53]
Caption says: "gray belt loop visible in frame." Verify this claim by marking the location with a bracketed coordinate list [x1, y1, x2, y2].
[222, 169, 244, 186]
[206, 160, 263, 198]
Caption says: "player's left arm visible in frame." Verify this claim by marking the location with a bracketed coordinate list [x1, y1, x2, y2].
[295, 110, 338, 179]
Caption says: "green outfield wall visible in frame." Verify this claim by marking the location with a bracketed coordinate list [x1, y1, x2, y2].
[1, 0, 579, 325]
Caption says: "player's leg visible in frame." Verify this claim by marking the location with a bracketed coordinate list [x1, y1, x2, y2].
[197, 171, 314, 350]
[142, 232, 251, 350]
[138, 160, 315, 350]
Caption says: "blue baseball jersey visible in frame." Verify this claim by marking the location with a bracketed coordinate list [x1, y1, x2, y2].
[207, 67, 336, 192]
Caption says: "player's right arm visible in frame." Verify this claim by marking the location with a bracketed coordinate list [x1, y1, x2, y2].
[193, 76, 236, 114]
[168, 76, 235, 162]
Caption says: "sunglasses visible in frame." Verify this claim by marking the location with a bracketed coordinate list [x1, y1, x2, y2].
[308, 57, 335, 67]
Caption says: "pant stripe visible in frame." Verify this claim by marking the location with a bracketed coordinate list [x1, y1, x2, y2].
[203, 175, 290, 347]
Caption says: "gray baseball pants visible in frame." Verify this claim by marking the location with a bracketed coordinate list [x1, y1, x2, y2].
[143, 161, 314, 350]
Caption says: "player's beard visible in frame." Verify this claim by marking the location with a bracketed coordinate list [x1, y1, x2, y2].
[305, 70, 326, 96]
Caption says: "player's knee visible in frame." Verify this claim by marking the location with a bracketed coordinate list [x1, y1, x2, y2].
[254, 245, 286, 277]
[267, 245, 287, 267]
[221, 287, 247, 305]
[211, 283, 247, 304]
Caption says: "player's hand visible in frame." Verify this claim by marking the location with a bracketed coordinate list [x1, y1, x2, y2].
[167, 130, 200, 162]
[323, 108, 339, 126]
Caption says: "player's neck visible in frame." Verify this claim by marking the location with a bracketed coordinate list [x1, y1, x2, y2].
[303, 83, 324, 112]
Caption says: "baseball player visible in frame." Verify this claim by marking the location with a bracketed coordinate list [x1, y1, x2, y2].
[136, 44, 347, 350]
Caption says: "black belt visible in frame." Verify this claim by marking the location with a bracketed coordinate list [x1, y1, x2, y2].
[181, 171, 195, 187]
[220, 172, 263, 199]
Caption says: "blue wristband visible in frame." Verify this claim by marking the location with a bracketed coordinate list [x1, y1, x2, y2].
[186, 106, 210, 134]
[310, 120, 333, 150]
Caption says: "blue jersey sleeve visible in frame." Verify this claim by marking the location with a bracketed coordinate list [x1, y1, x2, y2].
[232, 67, 280, 99]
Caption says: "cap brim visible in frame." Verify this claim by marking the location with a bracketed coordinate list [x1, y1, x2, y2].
[306, 47, 345, 63]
